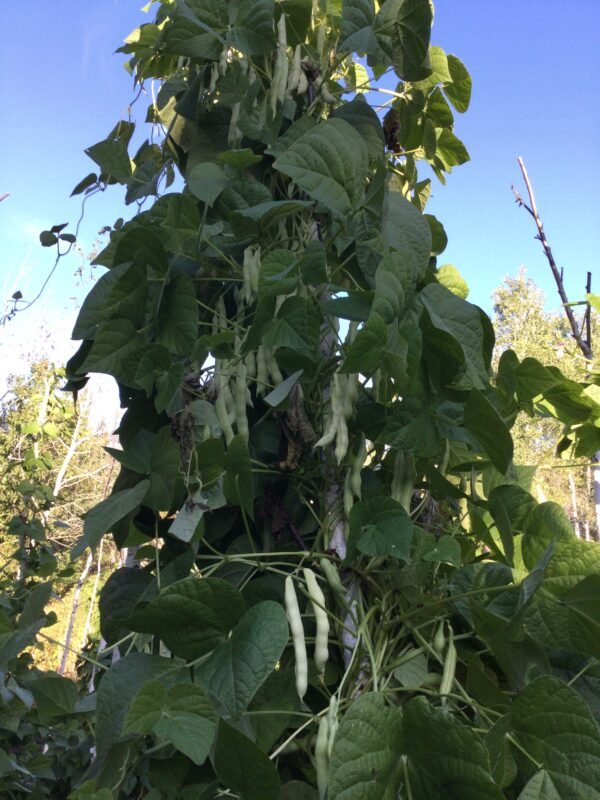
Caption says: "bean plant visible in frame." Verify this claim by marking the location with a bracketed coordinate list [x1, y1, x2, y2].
[7, 1, 600, 798]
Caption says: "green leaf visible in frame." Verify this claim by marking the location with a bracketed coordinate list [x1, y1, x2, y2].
[382, 190, 431, 282]
[213, 720, 280, 800]
[403, 697, 503, 799]
[339, 0, 379, 57]
[525, 576, 600, 661]
[587, 293, 600, 313]
[517, 770, 561, 800]
[522, 503, 600, 594]
[230, 0, 277, 56]
[80, 319, 145, 385]
[39, 230, 58, 247]
[348, 497, 413, 561]
[71, 172, 98, 196]
[128, 576, 245, 661]
[444, 54, 472, 113]
[263, 296, 321, 358]
[73, 480, 150, 558]
[125, 682, 217, 766]
[371, 253, 408, 323]
[420, 284, 489, 390]
[424, 213, 447, 255]
[85, 138, 132, 183]
[393, 650, 428, 689]
[435, 128, 470, 170]
[217, 148, 263, 169]
[264, 370, 304, 407]
[464, 388, 513, 474]
[95, 653, 178, 758]
[144, 426, 182, 511]
[169, 482, 226, 543]
[509, 676, 600, 798]
[99, 567, 154, 645]
[197, 601, 289, 718]
[279, 783, 318, 800]
[340, 313, 387, 375]
[391, 0, 433, 81]
[421, 534, 462, 566]
[231, 200, 312, 239]
[330, 95, 384, 160]
[321, 292, 373, 322]
[223, 434, 255, 519]
[437, 264, 469, 299]
[187, 162, 228, 206]
[27, 673, 78, 718]
[328, 692, 403, 799]
[273, 118, 369, 216]
[157, 273, 198, 356]
[122, 681, 165, 734]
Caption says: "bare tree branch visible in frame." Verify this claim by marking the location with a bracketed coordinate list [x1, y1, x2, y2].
[512, 156, 593, 361]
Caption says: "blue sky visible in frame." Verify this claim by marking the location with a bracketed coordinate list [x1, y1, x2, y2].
[1, 0, 599, 385]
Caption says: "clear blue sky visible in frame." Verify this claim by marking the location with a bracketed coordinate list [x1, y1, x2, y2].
[1, 0, 599, 381]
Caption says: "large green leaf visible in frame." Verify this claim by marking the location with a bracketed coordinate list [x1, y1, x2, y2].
[329, 692, 403, 800]
[144, 426, 182, 511]
[444, 54, 472, 112]
[347, 497, 413, 561]
[26, 673, 78, 719]
[187, 162, 228, 206]
[230, 0, 277, 55]
[80, 319, 145, 385]
[402, 697, 503, 799]
[73, 480, 150, 558]
[464, 388, 513, 473]
[213, 720, 280, 800]
[72, 263, 129, 339]
[330, 95, 384, 160]
[273, 118, 369, 215]
[85, 138, 132, 183]
[382, 190, 431, 282]
[522, 503, 600, 594]
[231, 200, 312, 239]
[339, 0, 379, 56]
[95, 653, 179, 758]
[223, 434, 255, 519]
[374, 0, 431, 80]
[197, 600, 289, 718]
[263, 296, 321, 358]
[525, 576, 600, 661]
[435, 128, 470, 169]
[99, 567, 154, 645]
[128, 576, 245, 660]
[509, 676, 600, 798]
[340, 312, 387, 375]
[420, 284, 489, 390]
[157, 273, 198, 356]
[124, 682, 217, 766]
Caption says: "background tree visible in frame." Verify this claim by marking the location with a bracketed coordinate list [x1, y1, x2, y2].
[492, 269, 598, 538]
[0, 360, 116, 674]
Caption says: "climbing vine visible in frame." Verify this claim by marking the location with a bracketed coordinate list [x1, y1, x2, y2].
[3, 1, 600, 798]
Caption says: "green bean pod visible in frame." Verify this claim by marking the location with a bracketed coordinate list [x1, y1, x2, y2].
[285, 575, 307, 700]
[234, 363, 249, 440]
[439, 624, 457, 702]
[256, 345, 268, 395]
[303, 568, 329, 676]
[315, 716, 330, 800]
[319, 558, 345, 598]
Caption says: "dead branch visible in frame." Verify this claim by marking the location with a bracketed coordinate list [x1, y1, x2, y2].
[512, 156, 592, 361]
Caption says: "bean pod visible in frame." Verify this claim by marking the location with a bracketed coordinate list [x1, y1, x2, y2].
[285, 575, 307, 700]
